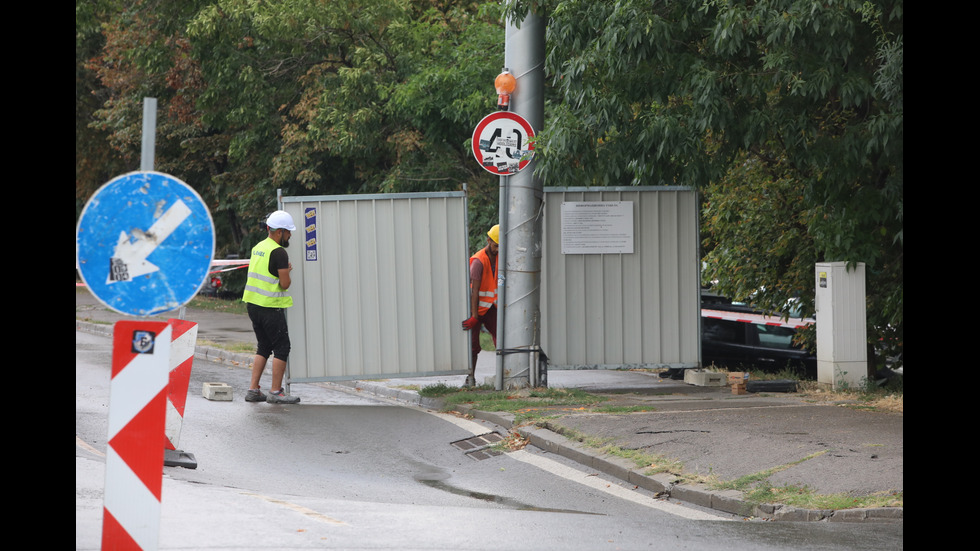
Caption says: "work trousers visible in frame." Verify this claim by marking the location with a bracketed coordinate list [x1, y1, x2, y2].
[470, 305, 497, 374]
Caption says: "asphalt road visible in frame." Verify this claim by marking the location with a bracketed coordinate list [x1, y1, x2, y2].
[77, 326, 902, 550]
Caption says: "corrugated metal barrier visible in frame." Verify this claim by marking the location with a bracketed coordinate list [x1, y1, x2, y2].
[281, 192, 471, 382]
[542, 187, 701, 369]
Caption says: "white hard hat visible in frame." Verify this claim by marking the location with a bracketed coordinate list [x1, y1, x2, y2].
[266, 210, 296, 231]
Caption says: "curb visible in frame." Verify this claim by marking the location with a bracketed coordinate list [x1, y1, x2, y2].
[332, 380, 903, 524]
[76, 321, 901, 523]
[76, 320, 113, 339]
[77, 320, 256, 368]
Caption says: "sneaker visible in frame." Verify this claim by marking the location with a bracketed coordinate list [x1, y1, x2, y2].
[245, 389, 266, 402]
[267, 389, 300, 404]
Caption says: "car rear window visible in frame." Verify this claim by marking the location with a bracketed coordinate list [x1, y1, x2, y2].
[703, 318, 743, 344]
[754, 324, 797, 350]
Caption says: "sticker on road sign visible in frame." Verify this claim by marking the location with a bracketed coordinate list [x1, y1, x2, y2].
[76, 171, 215, 317]
[472, 111, 535, 176]
[131, 330, 157, 354]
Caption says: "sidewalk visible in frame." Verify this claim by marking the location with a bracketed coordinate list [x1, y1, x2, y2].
[75, 288, 902, 522]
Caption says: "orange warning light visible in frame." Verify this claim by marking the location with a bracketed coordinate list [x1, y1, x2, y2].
[495, 69, 516, 111]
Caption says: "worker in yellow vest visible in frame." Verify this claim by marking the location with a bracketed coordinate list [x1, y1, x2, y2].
[243, 210, 300, 404]
[461, 224, 499, 387]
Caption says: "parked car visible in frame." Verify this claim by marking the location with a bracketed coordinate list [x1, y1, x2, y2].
[700, 294, 816, 378]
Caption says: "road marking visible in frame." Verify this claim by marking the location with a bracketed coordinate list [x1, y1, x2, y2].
[420, 409, 732, 521]
[426, 410, 495, 435]
[242, 492, 349, 526]
[508, 450, 732, 521]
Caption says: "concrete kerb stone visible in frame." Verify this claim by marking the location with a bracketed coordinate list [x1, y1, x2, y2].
[769, 506, 833, 522]
[76, 320, 112, 338]
[448, 402, 743, 517]
[74, 321, 902, 522]
[631, 471, 671, 496]
[829, 507, 904, 522]
[360, 388, 902, 523]
[329, 380, 429, 408]
[708, 488, 757, 517]
[77, 319, 256, 367]
[198, 347, 251, 367]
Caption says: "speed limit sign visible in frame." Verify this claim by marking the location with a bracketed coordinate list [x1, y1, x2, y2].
[472, 111, 535, 176]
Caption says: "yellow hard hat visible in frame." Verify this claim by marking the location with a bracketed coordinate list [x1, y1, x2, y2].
[487, 224, 499, 244]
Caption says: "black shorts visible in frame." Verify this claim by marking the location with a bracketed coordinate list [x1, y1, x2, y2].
[247, 303, 290, 361]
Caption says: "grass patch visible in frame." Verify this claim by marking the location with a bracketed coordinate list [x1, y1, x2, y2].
[418, 383, 472, 397]
[711, 451, 827, 492]
[197, 339, 254, 354]
[543, 424, 685, 474]
[591, 405, 658, 414]
[420, 384, 608, 424]
[541, 423, 903, 510]
[795, 379, 903, 414]
[745, 484, 903, 510]
[186, 295, 249, 315]
[77, 287, 250, 317]
[703, 364, 904, 414]
[480, 332, 495, 351]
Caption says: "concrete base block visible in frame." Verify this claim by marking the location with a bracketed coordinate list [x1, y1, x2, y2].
[683, 370, 727, 387]
[164, 449, 198, 469]
[203, 382, 233, 401]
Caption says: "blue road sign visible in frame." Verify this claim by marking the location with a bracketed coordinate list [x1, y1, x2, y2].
[76, 171, 215, 317]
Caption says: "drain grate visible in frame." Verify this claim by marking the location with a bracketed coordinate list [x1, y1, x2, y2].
[464, 447, 503, 461]
[451, 432, 505, 460]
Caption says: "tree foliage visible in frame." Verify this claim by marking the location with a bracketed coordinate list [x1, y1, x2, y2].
[77, 0, 505, 260]
[505, 0, 902, 357]
[77, 0, 903, 359]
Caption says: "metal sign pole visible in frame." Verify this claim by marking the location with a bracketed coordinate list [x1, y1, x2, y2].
[141, 98, 157, 173]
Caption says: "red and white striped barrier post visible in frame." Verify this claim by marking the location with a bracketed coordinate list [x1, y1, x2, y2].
[102, 321, 171, 551]
[164, 319, 198, 468]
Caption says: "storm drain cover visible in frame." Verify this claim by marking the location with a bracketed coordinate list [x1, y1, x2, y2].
[451, 432, 505, 460]
[465, 448, 503, 461]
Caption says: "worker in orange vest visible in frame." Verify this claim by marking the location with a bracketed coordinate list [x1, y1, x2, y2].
[461, 224, 499, 387]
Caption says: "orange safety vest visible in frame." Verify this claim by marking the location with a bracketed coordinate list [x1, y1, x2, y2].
[470, 248, 498, 316]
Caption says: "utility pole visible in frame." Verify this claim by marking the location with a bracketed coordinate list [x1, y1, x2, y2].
[496, 11, 546, 389]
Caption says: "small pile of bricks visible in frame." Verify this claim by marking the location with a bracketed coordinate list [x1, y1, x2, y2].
[728, 372, 749, 395]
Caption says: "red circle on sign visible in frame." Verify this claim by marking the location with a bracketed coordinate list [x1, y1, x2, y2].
[471, 111, 535, 176]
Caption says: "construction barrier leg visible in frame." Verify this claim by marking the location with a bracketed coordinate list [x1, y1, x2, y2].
[163, 319, 198, 469]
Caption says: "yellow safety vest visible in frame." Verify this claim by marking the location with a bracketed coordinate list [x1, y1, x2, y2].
[242, 237, 293, 308]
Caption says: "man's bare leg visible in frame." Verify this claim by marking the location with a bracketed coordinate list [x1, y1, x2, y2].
[270, 357, 287, 393]
[250, 355, 267, 390]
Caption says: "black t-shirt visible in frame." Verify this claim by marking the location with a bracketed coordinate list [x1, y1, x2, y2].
[268, 246, 289, 278]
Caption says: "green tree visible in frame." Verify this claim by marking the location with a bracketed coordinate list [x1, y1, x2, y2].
[78, 0, 508, 263]
[76, 0, 135, 218]
[506, 0, 902, 360]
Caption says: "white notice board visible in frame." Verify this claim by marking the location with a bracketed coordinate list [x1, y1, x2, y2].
[560, 201, 634, 254]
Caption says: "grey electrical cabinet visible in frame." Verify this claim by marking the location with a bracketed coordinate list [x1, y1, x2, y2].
[815, 262, 870, 388]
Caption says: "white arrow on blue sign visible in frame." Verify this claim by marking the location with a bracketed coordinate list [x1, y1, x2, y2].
[76, 171, 215, 317]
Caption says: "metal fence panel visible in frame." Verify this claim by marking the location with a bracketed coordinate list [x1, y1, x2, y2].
[281, 192, 470, 382]
[542, 187, 700, 369]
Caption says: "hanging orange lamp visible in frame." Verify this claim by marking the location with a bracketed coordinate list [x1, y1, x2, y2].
[495, 69, 516, 111]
